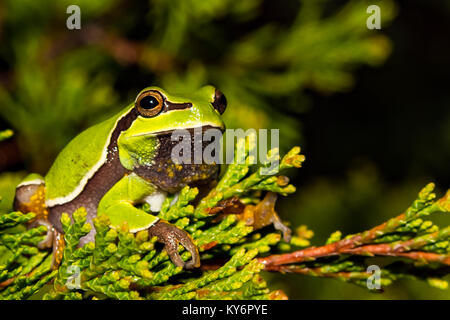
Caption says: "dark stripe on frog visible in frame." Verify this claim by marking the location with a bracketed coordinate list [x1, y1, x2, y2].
[48, 108, 139, 244]
[164, 100, 193, 111]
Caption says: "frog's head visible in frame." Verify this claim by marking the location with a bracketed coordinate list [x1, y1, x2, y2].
[127, 85, 226, 136]
[118, 86, 227, 190]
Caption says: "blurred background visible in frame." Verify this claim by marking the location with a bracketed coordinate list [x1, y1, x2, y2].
[0, 0, 449, 299]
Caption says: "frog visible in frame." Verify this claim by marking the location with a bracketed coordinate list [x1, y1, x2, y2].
[13, 85, 228, 270]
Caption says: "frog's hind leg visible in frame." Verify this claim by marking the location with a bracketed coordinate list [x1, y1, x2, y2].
[14, 174, 63, 268]
[14, 174, 47, 220]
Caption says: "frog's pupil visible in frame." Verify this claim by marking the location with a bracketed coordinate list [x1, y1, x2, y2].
[140, 96, 159, 109]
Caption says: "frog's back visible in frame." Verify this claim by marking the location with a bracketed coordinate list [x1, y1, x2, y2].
[44, 114, 121, 207]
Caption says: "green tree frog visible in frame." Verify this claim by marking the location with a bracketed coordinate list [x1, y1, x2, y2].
[13, 85, 227, 269]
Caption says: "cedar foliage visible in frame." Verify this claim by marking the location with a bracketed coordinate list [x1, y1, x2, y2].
[0, 131, 449, 299]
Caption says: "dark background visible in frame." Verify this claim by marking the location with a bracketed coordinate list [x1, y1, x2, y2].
[302, 0, 449, 186]
[275, 0, 450, 299]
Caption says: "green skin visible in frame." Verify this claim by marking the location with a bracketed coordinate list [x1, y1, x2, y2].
[14, 85, 227, 269]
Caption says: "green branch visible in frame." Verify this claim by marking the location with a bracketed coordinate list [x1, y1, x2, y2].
[0, 140, 449, 299]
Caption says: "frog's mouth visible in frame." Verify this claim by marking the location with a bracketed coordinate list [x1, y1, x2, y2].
[132, 124, 224, 138]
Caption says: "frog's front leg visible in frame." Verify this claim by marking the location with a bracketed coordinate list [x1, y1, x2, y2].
[147, 220, 200, 269]
[98, 173, 200, 269]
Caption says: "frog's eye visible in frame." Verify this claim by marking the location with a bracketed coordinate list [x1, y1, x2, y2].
[135, 90, 164, 117]
[212, 89, 227, 114]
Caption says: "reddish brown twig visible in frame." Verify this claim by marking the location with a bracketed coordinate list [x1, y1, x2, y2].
[199, 241, 450, 272]
[258, 210, 450, 268]
[259, 244, 450, 268]
[0, 277, 15, 290]
[263, 265, 371, 280]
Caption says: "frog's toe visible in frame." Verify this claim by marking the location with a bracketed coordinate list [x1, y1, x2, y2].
[29, 219, 54, 249]
[51, 230, 65, 270]
[178, 233, 200, 269]
[165, 242, 185, 268]
[273, 217, 292, 243]
[38, 234, 53, 250]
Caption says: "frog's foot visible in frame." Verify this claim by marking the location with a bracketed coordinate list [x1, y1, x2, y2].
[252, 192, 292, 243]
[28, 219, 64, 269]
[148, 221, 200, 269]
[51, 230, 65, 270]
[271, 212, 292, 243]
[28, 219, 54, 249]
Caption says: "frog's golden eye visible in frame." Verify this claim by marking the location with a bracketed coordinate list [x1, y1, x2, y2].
[135, 90, 164, 117]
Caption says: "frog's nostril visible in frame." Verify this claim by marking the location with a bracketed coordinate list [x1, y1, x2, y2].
[212, 89, 227, 114]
